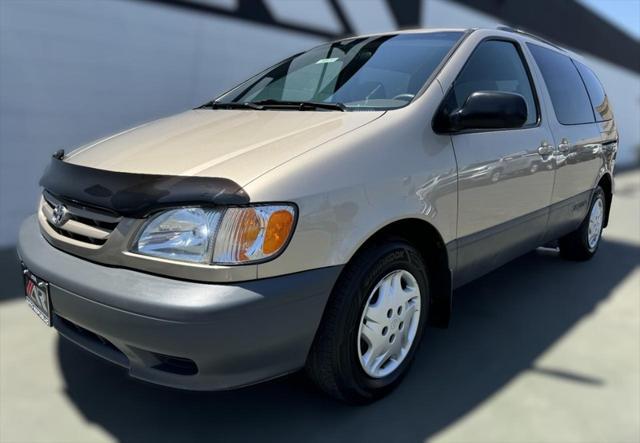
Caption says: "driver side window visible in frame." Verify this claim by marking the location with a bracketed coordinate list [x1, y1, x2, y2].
[447, 40, 539, 127]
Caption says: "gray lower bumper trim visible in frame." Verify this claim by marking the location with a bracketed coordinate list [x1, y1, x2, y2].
[17, 216, 343, 390]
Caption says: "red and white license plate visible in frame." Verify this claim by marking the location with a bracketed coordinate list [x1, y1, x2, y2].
[23, 267, 52, 326]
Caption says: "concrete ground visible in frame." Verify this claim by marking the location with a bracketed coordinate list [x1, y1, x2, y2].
[1, 169, 638, 443]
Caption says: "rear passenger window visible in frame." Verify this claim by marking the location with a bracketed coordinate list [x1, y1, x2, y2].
[448, 40, 539, 127]
[574, 61, 613, 122]
[527, 44, 594, 125]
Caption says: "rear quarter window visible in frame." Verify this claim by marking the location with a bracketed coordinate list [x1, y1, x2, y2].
[527, 44, 595, 125]
[574, 61, 613, 122]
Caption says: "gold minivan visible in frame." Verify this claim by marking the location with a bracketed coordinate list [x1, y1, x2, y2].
[18, 27, 617, 403]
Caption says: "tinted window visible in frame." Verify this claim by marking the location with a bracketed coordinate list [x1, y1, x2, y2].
[446, 40, 538, 126]
[574, 61, 613, 122]
[527, 44, 595, 125]
[217, 32, 463, 111]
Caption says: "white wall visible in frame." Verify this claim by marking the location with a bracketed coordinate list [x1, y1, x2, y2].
[0, 0, 322, 247]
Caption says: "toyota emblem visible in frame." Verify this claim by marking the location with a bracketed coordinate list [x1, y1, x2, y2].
[51, 204, 69, 227]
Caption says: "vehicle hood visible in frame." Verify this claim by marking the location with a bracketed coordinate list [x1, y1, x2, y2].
[66, 109, 384, 185]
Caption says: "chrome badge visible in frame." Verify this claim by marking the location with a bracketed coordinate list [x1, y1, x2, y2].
[51, 204, 69, 227]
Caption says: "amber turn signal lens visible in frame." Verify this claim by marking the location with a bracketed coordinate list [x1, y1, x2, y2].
[263, 210, 295, 254]
[211, 205, 296, 264]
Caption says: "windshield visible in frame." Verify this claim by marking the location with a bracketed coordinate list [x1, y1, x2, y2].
[215, 32, 464, 111]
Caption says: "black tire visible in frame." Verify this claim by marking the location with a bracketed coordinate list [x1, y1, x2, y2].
[559, 186, 606, 261]
[305, 239, 429, 404]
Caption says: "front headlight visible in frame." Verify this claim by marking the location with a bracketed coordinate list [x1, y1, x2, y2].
[132, 205, 296, 265]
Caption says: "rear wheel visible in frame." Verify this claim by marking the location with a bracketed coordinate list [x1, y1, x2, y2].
[559, 186, 606, 261]
[306, 239, 429, 404]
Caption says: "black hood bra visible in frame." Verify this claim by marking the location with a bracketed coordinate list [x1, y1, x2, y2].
[39, 153, 250, 217]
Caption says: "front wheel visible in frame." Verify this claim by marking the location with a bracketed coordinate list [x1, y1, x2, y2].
[559, 186, 606, 261]
[306, 240, 429, 404]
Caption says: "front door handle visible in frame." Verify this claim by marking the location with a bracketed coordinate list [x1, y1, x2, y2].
[538, 142, 553, 156]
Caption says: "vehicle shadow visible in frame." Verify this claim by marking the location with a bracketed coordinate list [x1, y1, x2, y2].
[56, 238, 639, 442]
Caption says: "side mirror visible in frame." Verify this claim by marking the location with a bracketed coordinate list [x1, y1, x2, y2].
[434, 91, 528, 133]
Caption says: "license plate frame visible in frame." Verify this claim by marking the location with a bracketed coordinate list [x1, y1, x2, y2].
[23, 267, 52, 326]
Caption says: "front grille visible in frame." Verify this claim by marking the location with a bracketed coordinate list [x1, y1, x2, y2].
[40, 191, 121, 246]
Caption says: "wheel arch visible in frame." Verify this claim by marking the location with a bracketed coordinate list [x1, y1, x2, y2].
[342, 218, 453, 328]
[597, 173, 613, 227]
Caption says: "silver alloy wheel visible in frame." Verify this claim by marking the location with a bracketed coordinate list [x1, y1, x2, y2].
[357, 269, 421, 378]
[587, 196, 604, 250]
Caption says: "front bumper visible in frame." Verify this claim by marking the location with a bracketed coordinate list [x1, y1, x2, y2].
[18, 216, 341, 390]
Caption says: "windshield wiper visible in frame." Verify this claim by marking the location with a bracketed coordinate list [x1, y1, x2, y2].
[200, 101, 264, 110]
[250, 99, 346, 112]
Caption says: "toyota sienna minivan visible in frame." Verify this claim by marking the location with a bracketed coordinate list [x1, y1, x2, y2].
[18, 27, 618, 403]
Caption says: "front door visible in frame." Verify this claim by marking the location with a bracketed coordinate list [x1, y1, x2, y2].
[444, 39, 556, 286]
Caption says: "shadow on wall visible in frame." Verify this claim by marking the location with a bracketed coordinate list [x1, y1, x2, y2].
[55, 238, 640, 442]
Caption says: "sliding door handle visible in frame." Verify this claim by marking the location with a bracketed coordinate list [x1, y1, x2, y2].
[558, 138, 571, 153]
